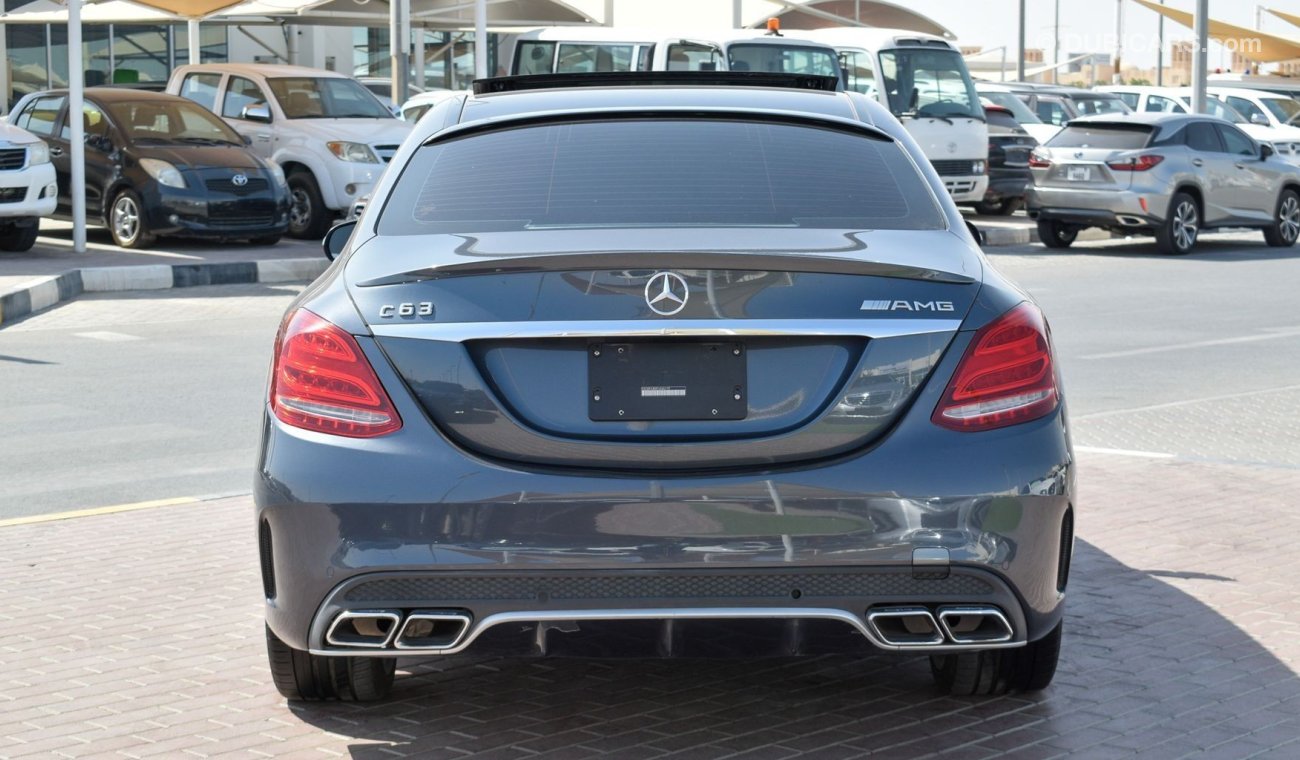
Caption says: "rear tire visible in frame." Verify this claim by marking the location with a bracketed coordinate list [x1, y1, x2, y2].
[0, 219, 39, 252]
[1155, 192, 1199, 255]
[1037, 220, 1078, 248]
[930, 621, 1062, 696]
[265, 624, 395, 702]
[1263, 189, 1300, 247]
[287, 172, 331, 240]
[974, 199, 1019, 216]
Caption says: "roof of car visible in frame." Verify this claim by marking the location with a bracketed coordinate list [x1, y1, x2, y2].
[1069, 112, 1222, 126]
[24, 87, 194, 103]
[455, 83, 871, 128]
[1207, 86, 1291, 100]
[1001, 82, 1122, 97]
[172, 63, 347, 79]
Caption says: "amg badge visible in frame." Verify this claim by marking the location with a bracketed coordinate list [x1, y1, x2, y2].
[860, 299, 955, 312]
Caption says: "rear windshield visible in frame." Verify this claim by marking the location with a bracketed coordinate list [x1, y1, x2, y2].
[378, 119, 944, 234]
[1047, 124, 1151, 150]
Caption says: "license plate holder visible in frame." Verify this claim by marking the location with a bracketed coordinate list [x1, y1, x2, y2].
[588, 341, 747, 421]
[1066, 165, 1092, 182]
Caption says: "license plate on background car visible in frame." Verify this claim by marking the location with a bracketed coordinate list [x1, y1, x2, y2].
[1066, 166, 1092, 182]
[588, 341, 747, 421]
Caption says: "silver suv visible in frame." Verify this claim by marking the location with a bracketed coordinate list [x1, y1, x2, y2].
[1026, 113, 1300, 254]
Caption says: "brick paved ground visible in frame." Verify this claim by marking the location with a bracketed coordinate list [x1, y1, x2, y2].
[2, 452, 1298, 759]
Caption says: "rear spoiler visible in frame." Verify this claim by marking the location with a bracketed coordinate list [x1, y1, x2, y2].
[473, 72, 842, 95]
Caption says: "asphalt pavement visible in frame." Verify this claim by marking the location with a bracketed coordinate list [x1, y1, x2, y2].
[2, 228, 1298, 517]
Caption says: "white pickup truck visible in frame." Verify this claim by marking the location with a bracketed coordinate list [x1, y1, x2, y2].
[166, 64, 412, 239]
[0, 120, 57, 252]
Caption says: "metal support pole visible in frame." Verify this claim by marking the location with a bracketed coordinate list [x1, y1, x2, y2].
[1156, 0, 1164, 86]
[69, 0, 86, 254]
[391, 0, 409, 104]
[1053, 0, 1060, 84]
[474, 0, 487, 79]
[734, 0, 743, 28]
[1016, 0, 1025, 81]
[1114, 0, 1123, 83]
[413, 30, 425, 89]
[604, 0, 613, 26]
[188, 18, 200, 65]
[1191, 0, 1208, 113]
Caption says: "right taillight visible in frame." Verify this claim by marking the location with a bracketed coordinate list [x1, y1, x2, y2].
[932, 302, 1058, 432]
[269, 308, 402, 438]
[1028, 148, 1051, 168]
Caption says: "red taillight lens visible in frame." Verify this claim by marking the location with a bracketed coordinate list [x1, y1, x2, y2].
[1106, 154, 1164, 171]
[932, 302, 1058, 432]
[1028, 149, 1051, 168]
[270, 308, 402, 438]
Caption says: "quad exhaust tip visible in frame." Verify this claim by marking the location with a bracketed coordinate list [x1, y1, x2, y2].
[394, 610, 472, 650]
[936, 605, 1014, 644]
[324, 610, 402, 649]
[865, 606, 944, 647]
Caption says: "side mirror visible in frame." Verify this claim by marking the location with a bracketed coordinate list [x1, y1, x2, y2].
[1261, 143, 1275, 159]
[322, 220, 356, 261]
[241, 103, 271, 124]
[84, 134, 112, 152]
[1251, 113, 1270, 126]
[964, 220, 987, 247]
[242, 134, 252, 147]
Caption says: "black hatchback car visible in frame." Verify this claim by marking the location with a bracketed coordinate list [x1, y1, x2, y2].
[8, 88, 289, 248]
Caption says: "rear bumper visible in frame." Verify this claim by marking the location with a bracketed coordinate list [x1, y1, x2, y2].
[1028, 206, 1158, 229]
[1026, 184, 1166, 227]
[256, 329, 1076, 655]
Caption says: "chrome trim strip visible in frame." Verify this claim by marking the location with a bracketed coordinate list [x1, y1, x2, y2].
[936, 605, 1015, 644]
[323, 610, 402, 649]
[309, 606, 1025, 657]
[865, 606, 946, 647]
[368, 319, 963, 342]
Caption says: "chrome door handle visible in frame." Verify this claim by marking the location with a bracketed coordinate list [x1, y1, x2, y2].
[49, 146, 63, 156]
[1191, 158, 1203, 167]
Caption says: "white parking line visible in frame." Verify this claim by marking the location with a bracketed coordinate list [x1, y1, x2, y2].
[1073, 384, 1300, 421]
[1080, 327, 1300, 360]
[1075, 446, 1176, 459]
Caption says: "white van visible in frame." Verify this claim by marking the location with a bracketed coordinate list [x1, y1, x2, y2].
[167, 64, 413, 239]
[807, 28, 989, 204]
[509, 27, 842, 82]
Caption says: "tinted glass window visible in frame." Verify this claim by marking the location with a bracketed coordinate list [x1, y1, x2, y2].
[556, 43, 633, 73]
[1070, 95, 1129, 116]
[1261, 96, 1300, 124]
[268, 77, 391, 119]
[180, 73, 222, 111]
[1036, 99, 1068, 126]
[1185, 122, 1223, 152]
[1225, 96, 1267, 123]
[730, 44, 839, 77]
[60, 104, 111, 140]
[515, 41, 555, 74]
[1114, 92, 1139, 108]
[1047, 124, 1151, 149]
[878, 49, 979, 119]
[107, 100, 243, 144]
[223, 76, 266, 119]
[379, 120, 943, 234]
[842, 51, 877, 98]
[18, 96, 64, 137]
[1145, 95, 1184, 113]
[666, 42, 722, 71]
[979, 90, 1041, 123]
[1217, 125, 1256, 156]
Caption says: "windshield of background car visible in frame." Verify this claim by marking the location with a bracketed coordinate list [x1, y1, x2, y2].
[105, 100, 244, 145]
[267, 78, 392, 119]
[980, 91, 1043, 123]
[1261, 96, 1300, 124]
[1047, 124, 1152, 149]
[879, 48, 981, 119]
[1069, 95, 1130, 116]
[378, 120, 944, 234]
[726, 44, 840, 77]
[1205, 98, 1246, 123]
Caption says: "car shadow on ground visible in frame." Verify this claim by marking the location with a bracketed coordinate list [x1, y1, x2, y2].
[1041, 237, 1300, 263]
[284, 540, 1300, 758]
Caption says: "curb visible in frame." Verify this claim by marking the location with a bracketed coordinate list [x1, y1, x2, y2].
[0, 257, 327, 327]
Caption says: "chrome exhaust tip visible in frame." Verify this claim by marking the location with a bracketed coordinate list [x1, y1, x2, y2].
[865, 606, 944, 647]
[1117, 215, 1146, 227]
[324, 610, 402, 649]
[936, 605, 1014, 644]
[394, 610, 472, 650]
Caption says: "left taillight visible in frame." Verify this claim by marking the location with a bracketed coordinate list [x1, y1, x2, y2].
[1106, 154, 1163, 171]
[269, 308, 402, 438]
[932, 302, 1059, 432]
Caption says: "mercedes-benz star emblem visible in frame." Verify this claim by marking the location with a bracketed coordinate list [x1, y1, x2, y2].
[232, 174, 249, 187]
[644, 272, 688, 316]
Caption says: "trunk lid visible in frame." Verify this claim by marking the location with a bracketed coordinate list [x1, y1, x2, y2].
[348, 228, 980, 471]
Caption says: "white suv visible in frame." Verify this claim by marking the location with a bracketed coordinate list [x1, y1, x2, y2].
[166, 64, 412, 239]
[0, 120, 57, 252]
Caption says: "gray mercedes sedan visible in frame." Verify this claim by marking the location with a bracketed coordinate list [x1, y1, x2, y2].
[1027, 112, 1300, 254]
[256, 72, 1074, 702]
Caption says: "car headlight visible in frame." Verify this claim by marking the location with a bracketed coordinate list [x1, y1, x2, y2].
[973, 159, 987, 174]
[140, 158, 186, 189]
[27, 140, 50, 165]
[327, 141, 380, 163]
[263, 160, 288, 187]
